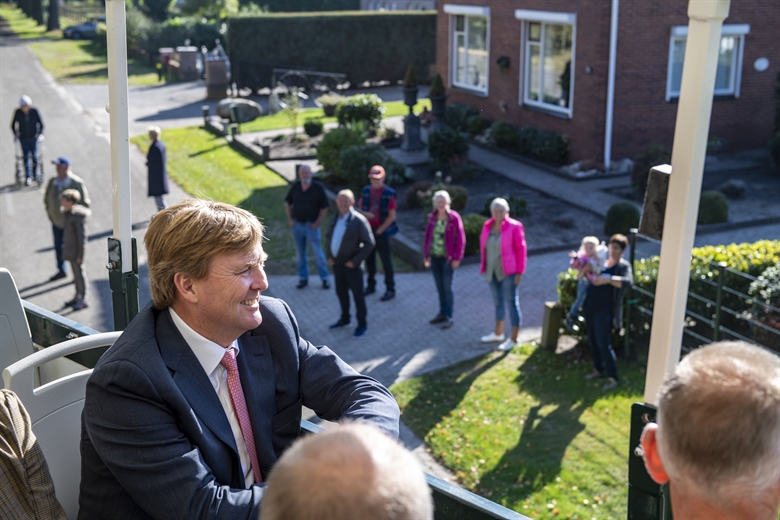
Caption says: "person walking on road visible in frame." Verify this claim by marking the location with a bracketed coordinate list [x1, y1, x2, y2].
[44, 157, 91, 281]
[284, 165, 331, 289]
[327, 189, 375, 339]
[358, 165, 398, 301]
[60, 189, 91, 310]
[10, 95, 44, 186]
[423, 190, 465, 330]
[146, 126, 169, 213]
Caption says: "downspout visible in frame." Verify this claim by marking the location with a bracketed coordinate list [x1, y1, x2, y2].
[604, 0, 619, 170]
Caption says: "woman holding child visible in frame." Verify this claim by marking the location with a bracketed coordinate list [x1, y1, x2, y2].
[479, 198, 527, 352]
[581, 234, 633, 391]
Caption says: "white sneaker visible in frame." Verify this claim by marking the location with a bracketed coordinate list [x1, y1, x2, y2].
[480, 332, 505, 343]
[497, 339, 517, 351]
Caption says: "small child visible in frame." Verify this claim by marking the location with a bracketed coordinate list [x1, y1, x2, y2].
[565, 236, 608, 329]
[60, 189, 91, 310]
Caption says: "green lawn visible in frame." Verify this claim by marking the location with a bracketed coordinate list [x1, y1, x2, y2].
[391, 344, 647, 519]
[0, 6, 158, 85]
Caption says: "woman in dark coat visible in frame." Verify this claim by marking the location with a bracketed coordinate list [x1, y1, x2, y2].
[146, 125, 169, 212]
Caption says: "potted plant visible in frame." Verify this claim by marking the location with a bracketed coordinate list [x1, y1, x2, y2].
[403, 65, 418, 109]
[428, 73, 448, 126]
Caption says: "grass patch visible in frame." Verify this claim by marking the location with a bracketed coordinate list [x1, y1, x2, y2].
[240, 99, 432, 134]
[1, 6, 158, 85]
[391, 344, 646, 519]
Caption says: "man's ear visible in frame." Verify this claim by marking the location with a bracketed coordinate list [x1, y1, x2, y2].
[640, 423, 670, 485]
[173, 272, 198, 304]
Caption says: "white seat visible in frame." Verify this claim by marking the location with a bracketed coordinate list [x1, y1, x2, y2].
[0, 268, 35, 372]
[3, 332, 122, 520]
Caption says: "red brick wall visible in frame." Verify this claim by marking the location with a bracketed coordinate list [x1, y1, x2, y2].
[435, 1, 778, 163]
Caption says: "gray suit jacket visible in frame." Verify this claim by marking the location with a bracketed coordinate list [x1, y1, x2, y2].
[326, 208, 375, 266]
[78, 298, 399, 520]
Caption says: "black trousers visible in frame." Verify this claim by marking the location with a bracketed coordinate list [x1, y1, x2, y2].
[365, 230, 394, 292]
[334, 263, 367, 328]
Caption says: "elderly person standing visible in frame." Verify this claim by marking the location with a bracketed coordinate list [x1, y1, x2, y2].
[358, 165, 398, 301]
[284, 165, 331, 290]
[582, 233, 632, 390]
[10, 95, 44, 186]
[479, 198, 527, 351]
[146, 126, 169, 213]
[423, 190, 465, 330]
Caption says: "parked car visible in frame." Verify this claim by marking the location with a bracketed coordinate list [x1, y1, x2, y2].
[62, 16, 105, 40]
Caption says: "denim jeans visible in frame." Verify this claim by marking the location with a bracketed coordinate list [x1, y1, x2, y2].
[366, 230, 394, 292]
[569, 277, 590, 319]
[582, 308, 618, 380]
[20, 138, 37, 179]
[430, 256, 454, 318]
[52, 224, 66, 274]
[488, 274, 522, 327]
[292, 221, 329, 282]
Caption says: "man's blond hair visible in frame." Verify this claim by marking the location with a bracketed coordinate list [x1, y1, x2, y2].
[656, 341, 780, 507]
[144, 199, 264, 309]
[260, 423, 433, 520]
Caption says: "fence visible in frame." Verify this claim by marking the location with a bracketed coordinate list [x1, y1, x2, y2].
[625, 229, 780, 357]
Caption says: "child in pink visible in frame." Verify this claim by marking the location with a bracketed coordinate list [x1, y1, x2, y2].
[565, 236, 608, 329]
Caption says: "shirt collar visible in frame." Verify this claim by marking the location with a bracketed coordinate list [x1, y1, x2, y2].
[169, 307, 239, 375]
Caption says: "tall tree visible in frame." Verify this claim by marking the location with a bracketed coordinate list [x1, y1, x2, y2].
[47, 0, 60, 31]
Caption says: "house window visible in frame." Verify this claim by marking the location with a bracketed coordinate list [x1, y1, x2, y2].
[444, 5, 490, 94]
[666, 24, 749, 100]
[515, 10, 576, 117]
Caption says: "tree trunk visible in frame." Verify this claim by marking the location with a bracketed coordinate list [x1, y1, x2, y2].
[31, 0, 44, 26]
[47, 0, 59, 31]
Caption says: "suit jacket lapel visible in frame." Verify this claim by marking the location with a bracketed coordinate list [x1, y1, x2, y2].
[156, 310, 239, 455]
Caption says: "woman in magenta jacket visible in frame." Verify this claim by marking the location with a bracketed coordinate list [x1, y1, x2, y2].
[423, 190, 466, 329]
[479, 197, 527, 351]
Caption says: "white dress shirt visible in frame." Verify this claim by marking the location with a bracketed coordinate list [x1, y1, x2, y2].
[169, 308, 255, 488]
[330, 209, 351, 258]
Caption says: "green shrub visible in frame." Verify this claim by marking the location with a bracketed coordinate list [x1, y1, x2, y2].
[403, 65, 417, 88]
[250, 0, 358, 12]
[632, 145, 672, 199]
[419, 183, 468, 213]
[405, 180, 434, 209]
[558, 239, 780, 348]
[481, 195, 527, 219]
[604, 202, 640, 236]
[467, 115, 491, 137]
[749, 264, 780, 350]
[463, 213, 488, 256]
[228, 13, 436, 90]
[336, 94, 385, 132]
[517, 127, 569, 164]
[490, 121, 520, 150]
[316, 125, 366, 180]
[449, 157, 482, 181]
[316, 93, 346, 117]
[303, 119, 323, 137]
[428, 126, 469, 166]
[698, 190, 729, 224]
[444, 103, 479, 132]
[338, 143, 405, 189]
[429, 72, 446, 97]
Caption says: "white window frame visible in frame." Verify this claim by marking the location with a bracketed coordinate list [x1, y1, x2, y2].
[665, 24, 749, 101]
[444, 4, 490, 95]
[515, 10, 576, 118]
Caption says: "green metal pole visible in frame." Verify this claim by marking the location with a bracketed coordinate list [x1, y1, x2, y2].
[107, 237, 140, 330]
[712, 261, 727, 342]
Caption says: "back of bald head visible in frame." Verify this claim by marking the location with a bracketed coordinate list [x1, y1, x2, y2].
[260, 423, 433, 520]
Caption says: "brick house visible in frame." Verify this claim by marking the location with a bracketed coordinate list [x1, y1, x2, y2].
[435, 1, 778, 166]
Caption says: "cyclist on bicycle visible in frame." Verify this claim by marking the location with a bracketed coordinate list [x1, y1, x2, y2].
[10, 95, 45, 186]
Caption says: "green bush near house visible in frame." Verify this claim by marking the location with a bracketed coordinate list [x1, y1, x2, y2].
[467, 115, 491, 137]
[604, 202, 640, 236]
[338, 143, 405, 190]
[463, 213, 489, 256]
[405, 180, 435, 209]
[316, 125, 367, 180]
[336, 94, 386, 133]
[517, 127, 570, 165]
[748, 264, 780, 350]
[481, 195, 527, 219]
[255, 0, 359, 11]
[445, 103, 479, 132]
[419, 183, 469, 214]
[697, 190, 729, 224]
[428, 126, 469, 167]
[631, 145, 672, 200]
[303, 119, 323, 137]
[490, 121, 520, 150]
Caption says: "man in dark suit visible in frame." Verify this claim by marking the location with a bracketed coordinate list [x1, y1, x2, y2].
[146, 125, 169, 212]
[78, 199, 399, 520]
[326, 189, 375, 339]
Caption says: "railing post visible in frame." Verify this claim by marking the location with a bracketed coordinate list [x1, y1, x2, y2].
[712, 261, 727, 342]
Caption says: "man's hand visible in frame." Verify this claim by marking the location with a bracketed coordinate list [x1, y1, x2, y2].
[327, 258, 334, 266]
[310, 222, 320, 230]
[361, 210, 376, 220]
[288, 218, 295, 227]
[76, 258, 82, 264]
[345, 261, 355, 268]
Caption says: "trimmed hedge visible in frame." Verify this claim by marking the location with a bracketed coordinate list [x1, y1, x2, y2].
[338, 143, 405, 190]
[241, 0, 360, 11]
[336, 94, 385, 132]
[228, 12, 436, 90]
[557, 240, 780, 350]
[698, 191, 729, 224]
[463, 213, 488, 256]
[604, 202, 640, 236]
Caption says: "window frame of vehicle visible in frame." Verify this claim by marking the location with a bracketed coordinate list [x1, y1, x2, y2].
[515, 10, 576, 118]
[666, 24, 750, 101]
[444, 5, 490, 96]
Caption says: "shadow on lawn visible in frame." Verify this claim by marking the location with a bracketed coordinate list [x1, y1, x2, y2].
[477, 347, 600, 503]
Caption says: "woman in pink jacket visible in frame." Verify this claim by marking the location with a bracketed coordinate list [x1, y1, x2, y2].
[479, 197, 527, 351]
[423, 190, 465, 329]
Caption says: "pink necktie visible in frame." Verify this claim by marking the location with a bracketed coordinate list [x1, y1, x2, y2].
[220, 347, 262, 483]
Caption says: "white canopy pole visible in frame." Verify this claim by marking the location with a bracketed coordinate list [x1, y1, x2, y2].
[643, 0, 731, 405]
[105, 0, 133, 273]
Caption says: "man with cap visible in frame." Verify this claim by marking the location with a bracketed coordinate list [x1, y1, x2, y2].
[10, 95, 44, 186]
[44, 157, 91, 281]
[357, 165, 398, 301]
